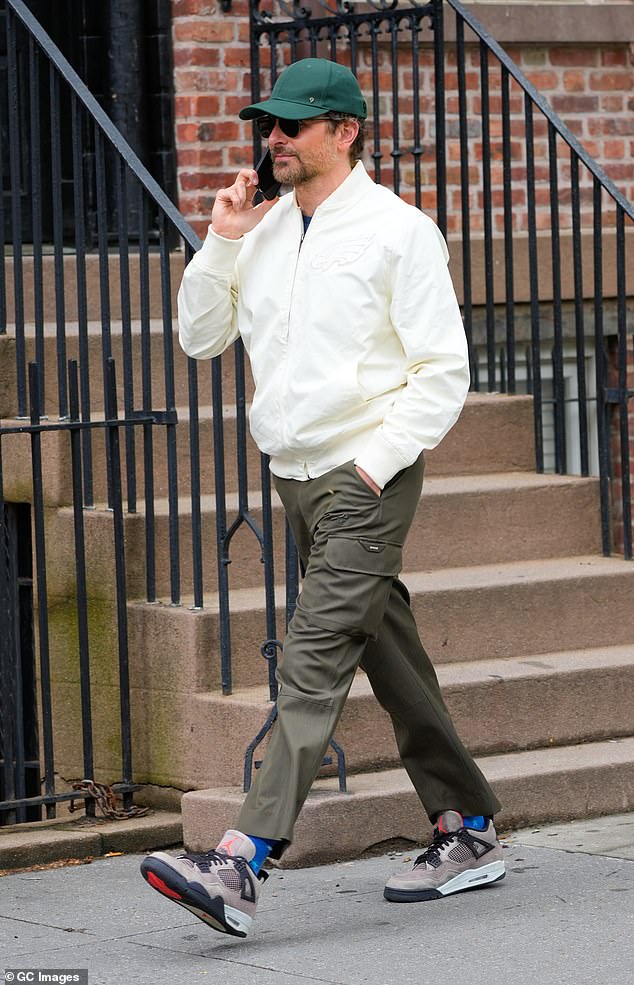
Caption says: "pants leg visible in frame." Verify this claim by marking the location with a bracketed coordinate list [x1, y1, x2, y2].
[361, 580, 501, 820]
[237, 456, 500, 854]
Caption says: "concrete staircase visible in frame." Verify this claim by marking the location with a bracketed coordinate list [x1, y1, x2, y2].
[1, 258, 633, 865]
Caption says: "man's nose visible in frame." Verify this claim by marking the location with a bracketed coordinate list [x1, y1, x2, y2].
[269, 120, 288, 142]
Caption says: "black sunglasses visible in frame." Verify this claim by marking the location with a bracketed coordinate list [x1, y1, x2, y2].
[255, 114, 335, 139]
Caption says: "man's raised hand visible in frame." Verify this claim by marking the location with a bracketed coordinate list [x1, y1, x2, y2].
[211, 169, 278, 240]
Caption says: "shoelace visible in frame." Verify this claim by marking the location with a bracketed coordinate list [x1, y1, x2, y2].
[179, 849, 249, 879]
[413, 827, 468, 868]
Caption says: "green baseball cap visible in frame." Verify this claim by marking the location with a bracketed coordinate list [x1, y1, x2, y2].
[239, 58, 367, 121]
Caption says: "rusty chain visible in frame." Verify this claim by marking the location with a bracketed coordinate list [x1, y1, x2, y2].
[68, 779, 149, 820]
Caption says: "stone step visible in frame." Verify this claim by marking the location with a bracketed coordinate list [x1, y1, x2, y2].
[0, 322, 250, 417]
[2, 252, 185, 326]
[173, 645, 634, 788]
[181, 736, 634, 866]
[125, 555, 634, 692]
[43, 471, 601, 600]
[0, 393, 536, 506]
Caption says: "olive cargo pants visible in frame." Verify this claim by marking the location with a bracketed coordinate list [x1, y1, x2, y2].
[237, 457, 501, 854]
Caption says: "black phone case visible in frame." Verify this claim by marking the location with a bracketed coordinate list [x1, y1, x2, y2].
[255, 149, 281, 201]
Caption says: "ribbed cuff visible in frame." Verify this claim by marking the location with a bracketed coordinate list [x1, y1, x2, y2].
[193, 225, 244, 272]
[354, 432, 411, 490]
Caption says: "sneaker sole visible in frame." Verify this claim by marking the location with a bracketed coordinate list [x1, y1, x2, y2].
[383, 859, 506, 902]
[140, 857, 253, 938]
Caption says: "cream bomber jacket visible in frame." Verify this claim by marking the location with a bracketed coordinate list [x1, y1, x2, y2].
[178, 162, 470, 489]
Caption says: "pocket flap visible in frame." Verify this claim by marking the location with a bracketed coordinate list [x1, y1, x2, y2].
[326, 537, 403, 577]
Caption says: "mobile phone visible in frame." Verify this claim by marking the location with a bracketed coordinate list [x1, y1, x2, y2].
[255, 149, 281, 201]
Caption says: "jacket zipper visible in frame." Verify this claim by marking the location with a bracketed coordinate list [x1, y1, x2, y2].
[280, 210, 310, 453]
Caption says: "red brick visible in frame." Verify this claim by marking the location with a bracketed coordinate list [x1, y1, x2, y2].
[443, 72, 479, 91]
[227, 0, 250, 15]
[525, 70, 559, 91]
[549, 47, 599, 67]
[601, 48, 629, 67]
[173, 20, 235, 43]
[445, 165, 480, 186]
[604, 163, 634, 181]
[223, 46, 251, 68]
[600, 94, 625, 113]
[176, 123, 200, 143]
[577, 139, 600, 158]
[603, 139, 626, 160]
[190, 94, 221, 116]
[563, 71, 586, 93]
[201, 120, 242, 141]
[172, 0, 217, 14]
[228, 146, 254, 166]
[237, 21, 252, 43]
[174, 69, 216, 92]
[176, 46, 221, 68]
[174, 95, 192, 117]
[179, 172, 222, 191]
[551, 95, 599, 114]
[559, 119, 584, 137]
[225, 95, 250, 116]
[492, 188, 526, 209]
[590, 72, 632, 92]
[177, 192, 215, 214]
[177, 148, 223, 167]
[588, 117, 634, 136]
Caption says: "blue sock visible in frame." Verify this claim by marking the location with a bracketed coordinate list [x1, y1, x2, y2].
[247, 835, 279, 874]
[462, 815, 488, 831]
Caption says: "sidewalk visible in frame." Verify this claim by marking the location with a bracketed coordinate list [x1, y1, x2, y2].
[1, 814, 632, 985]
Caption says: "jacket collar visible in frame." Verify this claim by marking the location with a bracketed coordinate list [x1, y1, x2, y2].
[291, 161, 373, 218]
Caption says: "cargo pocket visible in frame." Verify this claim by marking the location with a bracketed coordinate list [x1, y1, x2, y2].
[326, 537, 403, 577]
[310, 536, 403, 638]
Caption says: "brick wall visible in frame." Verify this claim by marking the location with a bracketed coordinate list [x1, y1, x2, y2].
[171, 1, 633, 238]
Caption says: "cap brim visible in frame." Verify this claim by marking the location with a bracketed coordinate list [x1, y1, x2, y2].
[239, 98, 330, 121]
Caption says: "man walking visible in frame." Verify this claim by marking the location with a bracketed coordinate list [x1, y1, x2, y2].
[141, 58, 504, 938]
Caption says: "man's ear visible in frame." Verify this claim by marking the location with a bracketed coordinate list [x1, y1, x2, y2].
[338, 118, 360, 152]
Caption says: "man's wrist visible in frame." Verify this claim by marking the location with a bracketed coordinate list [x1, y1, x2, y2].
[210, 224, 243, 241]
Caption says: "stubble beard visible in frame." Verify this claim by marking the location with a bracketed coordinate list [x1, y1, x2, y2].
[272, 155, 321, 187]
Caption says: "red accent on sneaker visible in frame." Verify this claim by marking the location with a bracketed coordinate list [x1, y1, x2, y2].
[219, 835, 240, 855]
[147, 871, 182, 900]
[437, 811, 464, 835]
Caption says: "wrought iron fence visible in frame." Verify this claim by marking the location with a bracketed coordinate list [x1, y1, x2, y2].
[0, 0, 632, 822]
[0, 0, 207, 822]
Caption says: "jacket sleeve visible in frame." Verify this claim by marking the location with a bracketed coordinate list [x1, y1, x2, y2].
[177, 226, 244, 360]
[354, 214, 470, 489]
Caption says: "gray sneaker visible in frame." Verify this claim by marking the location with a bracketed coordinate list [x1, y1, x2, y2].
[384, 810, 505, 902]
[141, 829, 265, 937]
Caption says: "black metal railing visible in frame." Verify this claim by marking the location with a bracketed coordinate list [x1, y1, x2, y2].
[443, 0, 633, 558]
[0, 0, 211, 822]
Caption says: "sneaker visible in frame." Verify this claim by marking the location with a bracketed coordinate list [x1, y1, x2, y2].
[140, 829, 266, 937]
[383, 810, 505, 902]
